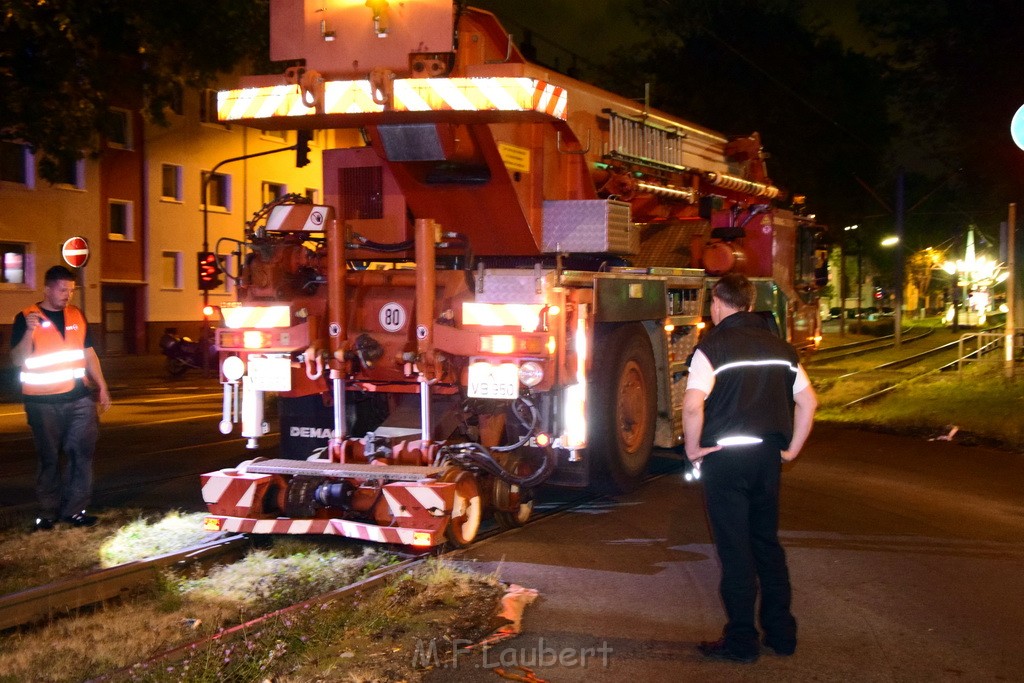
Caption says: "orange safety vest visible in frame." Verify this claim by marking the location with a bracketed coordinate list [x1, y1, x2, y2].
[19, 304, 88, 395]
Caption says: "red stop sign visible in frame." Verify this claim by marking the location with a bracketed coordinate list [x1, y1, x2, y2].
[62, 236, 90, 268]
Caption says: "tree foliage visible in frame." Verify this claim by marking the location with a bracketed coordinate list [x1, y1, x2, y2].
[858, 0, 1024, 240]
[0, 0, 269, 181]
[596, 0, 893, 230]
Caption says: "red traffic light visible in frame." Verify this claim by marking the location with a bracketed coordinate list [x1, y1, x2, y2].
[197, 251, 222, 290]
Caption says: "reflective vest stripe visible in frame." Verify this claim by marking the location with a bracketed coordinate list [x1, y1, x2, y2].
[712, 358, 797, 376]
[23, 348, 86, 370]
[20, 367, 87, 385]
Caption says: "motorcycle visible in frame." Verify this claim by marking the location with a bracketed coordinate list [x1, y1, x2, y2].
[159, 327, 217, 377]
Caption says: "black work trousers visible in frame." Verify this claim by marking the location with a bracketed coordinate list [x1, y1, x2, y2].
[701, 443, 796, 655]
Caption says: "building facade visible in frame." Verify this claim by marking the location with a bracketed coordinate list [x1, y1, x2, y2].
[1, 85, 324, 361]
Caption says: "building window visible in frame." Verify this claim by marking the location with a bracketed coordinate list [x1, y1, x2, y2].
[161, 251, 182, 289]
[201, 171, 231, 211]
[261, 129, 288, 142]
[107, 109, 132, 150]
[262, 181, 286, 204]
[52, 156, 84, 189]
[161, 164, 183, 201]
[108, 200, 134, 240]
[0, 242, 28, 285]
[305, 188, 319, 203]
[0, 142, 31, 186]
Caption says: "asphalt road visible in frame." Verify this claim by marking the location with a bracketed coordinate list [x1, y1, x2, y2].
[432, 424, 1024, 681]
[1, 359, 1022, 681]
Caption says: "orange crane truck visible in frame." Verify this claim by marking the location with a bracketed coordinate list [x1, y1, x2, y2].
[200, 0, 825, 548]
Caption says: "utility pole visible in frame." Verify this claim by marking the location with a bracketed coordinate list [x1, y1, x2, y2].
[1006, 203, 1017, 378]
[894, 170, 905, 346]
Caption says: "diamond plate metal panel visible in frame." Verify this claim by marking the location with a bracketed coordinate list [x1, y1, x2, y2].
[542, 199, 636, 255]
[475, 268, 558, 304]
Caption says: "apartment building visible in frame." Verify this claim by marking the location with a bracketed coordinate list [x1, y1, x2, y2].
[0, 86, 324, 359]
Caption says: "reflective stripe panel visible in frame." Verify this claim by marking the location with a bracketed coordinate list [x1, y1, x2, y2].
[20, 367, 87, 386]
[712, 359, 797, 376]
[23, 349, 86, 370]
[217, 78, 568, 122]
[716, 435, 764, 447]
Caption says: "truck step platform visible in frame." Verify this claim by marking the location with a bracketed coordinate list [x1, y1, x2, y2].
[246, 459, 444, 481]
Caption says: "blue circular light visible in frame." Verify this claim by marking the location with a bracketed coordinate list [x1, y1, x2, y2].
[1012, 104, 1024, 151]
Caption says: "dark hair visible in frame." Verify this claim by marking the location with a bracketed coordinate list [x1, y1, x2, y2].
[712, 273, 755, 311]
[44, 265, 77, 286]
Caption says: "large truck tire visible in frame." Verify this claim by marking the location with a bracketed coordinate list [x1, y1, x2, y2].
[588, 323, 657, 493]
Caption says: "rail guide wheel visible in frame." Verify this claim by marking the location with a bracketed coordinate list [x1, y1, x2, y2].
[492, 455, 534, 530]
[441, 467, 482, 548]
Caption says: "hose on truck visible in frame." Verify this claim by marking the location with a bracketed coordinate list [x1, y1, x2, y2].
[438, 395, 557, 489]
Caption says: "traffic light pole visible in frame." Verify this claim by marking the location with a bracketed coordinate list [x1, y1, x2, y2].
[201, 142, 304, 307]
[199, 136, 311, 374]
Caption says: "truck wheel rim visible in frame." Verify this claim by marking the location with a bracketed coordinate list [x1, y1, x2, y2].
[618, 359, 648, 454]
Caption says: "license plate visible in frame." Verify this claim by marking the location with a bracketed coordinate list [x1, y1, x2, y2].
[468, 360, 519, 399]
[248, 355, 292, 392]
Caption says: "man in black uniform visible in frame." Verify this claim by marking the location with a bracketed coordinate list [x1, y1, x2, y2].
[683, 273, 817, 663]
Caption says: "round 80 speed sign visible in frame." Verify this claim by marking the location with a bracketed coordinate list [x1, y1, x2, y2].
[378, 302, 407, 332]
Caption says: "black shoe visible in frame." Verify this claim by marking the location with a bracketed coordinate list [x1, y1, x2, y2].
[698, 638, 759, 663]
[33, 517, 56, 531]
[63, 512, 98, 528]
[763, 639, 796, 656]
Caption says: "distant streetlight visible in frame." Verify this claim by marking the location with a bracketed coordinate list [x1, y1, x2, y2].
[880, 236, 900, 247]
[842, 225, 863, 329]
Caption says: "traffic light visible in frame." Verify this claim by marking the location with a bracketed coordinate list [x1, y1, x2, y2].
[296, 129, 312, 168]
[197, 251, 222, 290]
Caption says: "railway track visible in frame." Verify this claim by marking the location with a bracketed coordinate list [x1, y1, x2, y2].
[811, 324, 1008, 407]
[807, 326, 934, 364]
[0, 477, 616, 681]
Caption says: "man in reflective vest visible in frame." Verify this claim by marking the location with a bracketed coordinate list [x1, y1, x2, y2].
[10, 265, 111, 530]
[684, 273, 817, 663]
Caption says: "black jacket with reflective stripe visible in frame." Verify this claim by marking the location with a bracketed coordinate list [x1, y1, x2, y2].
[695, 312, 799, 450]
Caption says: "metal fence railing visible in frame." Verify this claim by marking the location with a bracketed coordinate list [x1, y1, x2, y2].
[957, 329, 1024, 373]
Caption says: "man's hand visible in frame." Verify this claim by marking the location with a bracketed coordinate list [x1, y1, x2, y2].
[96, 386, 112, 414]
[686, 444, 721, 463]
[25, 311, 45, 331]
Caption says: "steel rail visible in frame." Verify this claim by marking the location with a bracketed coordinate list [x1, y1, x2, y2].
[0, 533, 248, 631]
[809, 327, 932, 364]
[842, 336, 1004, 408]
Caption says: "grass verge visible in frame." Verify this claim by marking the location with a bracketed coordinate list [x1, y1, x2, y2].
[815, 361, 1024, 449]
[0, 513, 506, 683]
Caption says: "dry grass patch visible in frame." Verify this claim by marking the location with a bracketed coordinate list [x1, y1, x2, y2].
[0, 512, 404, 682]
[0, 508, 165, 595]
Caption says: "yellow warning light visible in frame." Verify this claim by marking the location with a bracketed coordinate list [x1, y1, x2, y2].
[203, 517, 224, 532]
[546, 336, 556, 355]
[411, 531, 433, 547]
[243, 331, 268, 349]
[480, 335, 516, 354]
[664, 322, 675, 333]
